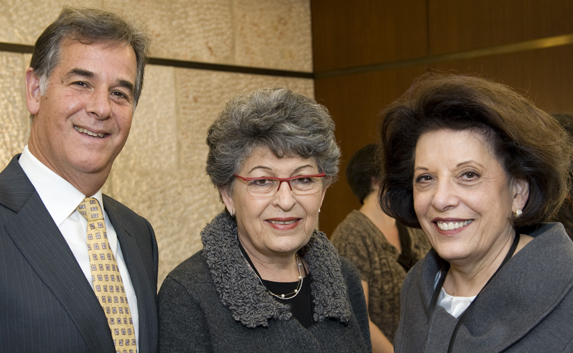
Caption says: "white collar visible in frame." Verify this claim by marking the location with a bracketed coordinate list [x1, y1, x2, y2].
[18, 145, 104, 227]
[437, 287, 476, 319]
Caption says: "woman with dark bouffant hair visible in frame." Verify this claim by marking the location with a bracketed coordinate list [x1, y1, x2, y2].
[379, 73, 573, 352]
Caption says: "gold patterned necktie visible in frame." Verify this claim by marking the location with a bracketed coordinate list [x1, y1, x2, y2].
[77, 197, 137, 353]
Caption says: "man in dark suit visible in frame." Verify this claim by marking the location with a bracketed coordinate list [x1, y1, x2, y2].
[0, 7, 158, 353]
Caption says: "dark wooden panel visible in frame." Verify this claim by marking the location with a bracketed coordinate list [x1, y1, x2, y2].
[311, 0, 573, 237]
[314, 66, 427, 236]
[315, 45, 573, 236]
[430, 44, 573, 113]
[311, 0, 428, 72]
[429, 0, 573, 54]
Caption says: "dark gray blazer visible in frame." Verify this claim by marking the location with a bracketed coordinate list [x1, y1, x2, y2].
[159, 212, 372, 353]
[394, 223, 573, 353]
[0, 155, 159, 353]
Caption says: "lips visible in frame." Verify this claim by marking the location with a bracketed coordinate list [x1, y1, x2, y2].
[268, 220, 298, 225]
[74, 126, 106, 138]
[266, 218, 302, 230]
[436, 220, 472, 231]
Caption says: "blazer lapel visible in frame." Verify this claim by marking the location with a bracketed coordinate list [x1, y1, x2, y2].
[106, 200, 158, 353]
[0, 156, 114, 352]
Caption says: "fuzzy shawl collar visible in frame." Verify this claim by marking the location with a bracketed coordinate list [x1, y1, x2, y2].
[201, 211, 352, 328]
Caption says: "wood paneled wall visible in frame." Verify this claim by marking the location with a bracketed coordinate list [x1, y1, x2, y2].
[311, 0, 573, 236]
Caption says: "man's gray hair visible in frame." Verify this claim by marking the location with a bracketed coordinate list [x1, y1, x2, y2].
[206, 87, 341, 190]
[29, 6, 150, 107]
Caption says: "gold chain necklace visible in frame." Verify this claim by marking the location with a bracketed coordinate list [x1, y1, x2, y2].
[242, 252, 304, 300]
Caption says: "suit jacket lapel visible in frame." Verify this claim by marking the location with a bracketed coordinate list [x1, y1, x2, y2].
[0, 155, 114, 352]
[106, 199, 158, 353]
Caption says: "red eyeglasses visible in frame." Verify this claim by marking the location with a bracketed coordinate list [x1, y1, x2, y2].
[233, 172, 326, 196]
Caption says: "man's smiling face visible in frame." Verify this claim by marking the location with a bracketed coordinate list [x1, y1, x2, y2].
[26, 39, 137, 193]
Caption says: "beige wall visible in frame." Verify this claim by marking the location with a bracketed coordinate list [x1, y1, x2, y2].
[0, 0, 313, 285]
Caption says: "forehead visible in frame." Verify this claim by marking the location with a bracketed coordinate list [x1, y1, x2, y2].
[240, 146, 318, 173]
[415, 129, 500, 166]
[55, 39, 137, 79]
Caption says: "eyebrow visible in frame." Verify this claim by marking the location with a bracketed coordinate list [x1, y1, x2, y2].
[247, 164, 315, 175]
[414, 160, 484, 172]
[64, 68, 135, 96]
[117, 79, 135, 96]
[64, 68, 94, 80]
[457, 160, 486, 169]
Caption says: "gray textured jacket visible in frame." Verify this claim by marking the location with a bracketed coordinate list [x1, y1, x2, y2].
[395, 223, 573, 353]
[159, 212, 372, 353]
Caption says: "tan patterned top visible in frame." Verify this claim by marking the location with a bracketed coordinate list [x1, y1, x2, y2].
[331, 210, 431, 342]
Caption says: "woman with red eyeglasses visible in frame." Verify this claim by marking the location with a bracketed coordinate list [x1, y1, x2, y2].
[158, 87, 371, 353]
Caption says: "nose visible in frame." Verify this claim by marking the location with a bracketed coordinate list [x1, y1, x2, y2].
[274, 180, 296, 211]
[86, 87, 112, 120]
[276, 180, 293, 192]
[430, 179, 458, 211]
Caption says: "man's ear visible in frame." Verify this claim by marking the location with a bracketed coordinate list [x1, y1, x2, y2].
[25, 67, 42, 116]
[218, 186, 235, 215]
[512, 178, 530, 213]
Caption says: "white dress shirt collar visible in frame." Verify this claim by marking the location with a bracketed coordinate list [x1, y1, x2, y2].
[18, 145, 104, 226]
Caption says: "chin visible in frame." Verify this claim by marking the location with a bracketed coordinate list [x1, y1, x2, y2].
[434, 246, 470, 263]
[274, 238, 308, 253]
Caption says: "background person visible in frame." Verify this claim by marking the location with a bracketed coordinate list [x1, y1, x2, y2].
[551, 113, 573, 239]
[158, 87, 371, 352]
[379, 73, 573, 352]
[331, 144, 430, 353]
[0, 7, 158, 353]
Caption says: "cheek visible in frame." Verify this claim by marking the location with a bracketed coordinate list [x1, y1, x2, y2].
[120, 117, 133, 131]
[59, 92, 84, 111]
[308, 197, 323, 215]
[244, 198, 272, 222]
[413, 192, 428, 216]
[113, 111, 133, 133]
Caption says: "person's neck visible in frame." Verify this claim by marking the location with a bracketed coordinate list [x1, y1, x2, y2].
[359, 201, 396, 230]
[443, 230, 528, 297]
[59, 172, 106, 196]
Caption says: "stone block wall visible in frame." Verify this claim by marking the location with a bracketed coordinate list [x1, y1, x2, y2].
[0, 0, 313, 285]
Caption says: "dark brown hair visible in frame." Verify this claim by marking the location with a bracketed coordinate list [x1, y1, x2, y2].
[379, 73, 573, 229]
[346, 144, 380, 204]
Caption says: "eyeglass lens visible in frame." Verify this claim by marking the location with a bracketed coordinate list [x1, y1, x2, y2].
[247, 177, 322, 196]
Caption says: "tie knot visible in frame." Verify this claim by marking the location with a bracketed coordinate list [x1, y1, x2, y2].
[77, 197, 104, 222]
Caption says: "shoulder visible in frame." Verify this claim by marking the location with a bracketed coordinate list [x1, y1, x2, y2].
[162, 250, 211, 290]
[332, 211, 368, 233]
[0, 155, 35, 212]
[159, 251, 220, 319]
[521, 223, 573, 264]
[331, 211, 374, 244]
[102, 195, 146, 222]
[102, 194, 155, 239]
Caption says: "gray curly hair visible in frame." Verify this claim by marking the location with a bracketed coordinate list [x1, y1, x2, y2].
[206, 87, 340, 190]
